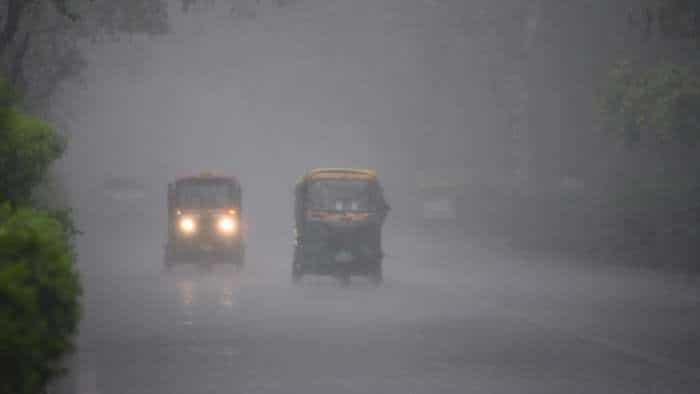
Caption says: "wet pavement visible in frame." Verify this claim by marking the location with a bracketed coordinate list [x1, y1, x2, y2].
[55, 213, 700, 394]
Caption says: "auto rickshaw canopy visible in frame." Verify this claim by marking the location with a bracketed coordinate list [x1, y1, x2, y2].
[297, 168, 378, 185]
[176, 172, 240, 185]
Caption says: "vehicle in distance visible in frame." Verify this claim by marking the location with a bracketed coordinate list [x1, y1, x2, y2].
[293, 168, 389, 285]
[164, 172, 244, 269]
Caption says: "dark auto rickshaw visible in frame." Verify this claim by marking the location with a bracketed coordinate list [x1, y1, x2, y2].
[164, 173, 245, 269]
[293, 168, 389, 285]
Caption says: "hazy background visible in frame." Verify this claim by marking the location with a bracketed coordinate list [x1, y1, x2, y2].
[44, 0, 678, 266]
[57, 1, 419, 238]
[2, 1, 699, 393]
[51, 0, 613, 238]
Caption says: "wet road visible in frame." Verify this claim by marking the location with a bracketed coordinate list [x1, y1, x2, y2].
[62, 213, 700, 394]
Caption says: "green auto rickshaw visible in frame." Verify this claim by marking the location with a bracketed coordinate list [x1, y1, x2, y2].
[293, 168, 389, 285]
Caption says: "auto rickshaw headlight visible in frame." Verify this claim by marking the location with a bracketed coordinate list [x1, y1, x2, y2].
[217, 216, 237, 235]
[179, 216, 196, 234]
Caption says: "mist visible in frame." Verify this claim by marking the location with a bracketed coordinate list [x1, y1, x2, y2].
[27, 0, 700, 393]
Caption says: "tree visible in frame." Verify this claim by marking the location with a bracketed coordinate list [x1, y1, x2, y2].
[0, 0, 170, 106]
[598, 61, 700, 146]
[0, 78, 66, 205]
[0, 74, 81, 394]
[0, 204, 82, 394]
[588, 2, 700, 271]
[629, 0, 700, 42]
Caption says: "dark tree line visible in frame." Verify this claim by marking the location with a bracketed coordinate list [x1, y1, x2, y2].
[415, 1, 700, 271]
[0, 0, 170, 107]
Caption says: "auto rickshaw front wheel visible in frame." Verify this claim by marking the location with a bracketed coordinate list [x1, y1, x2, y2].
[163, 248, 175, 272]
[231, 247, 245, 270]
[291, 264, 303, 285]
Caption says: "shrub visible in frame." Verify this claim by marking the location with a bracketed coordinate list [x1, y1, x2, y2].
[0, 107, 66, 206]
[0, 205, 82, 394]
[598, 61, 700, 146]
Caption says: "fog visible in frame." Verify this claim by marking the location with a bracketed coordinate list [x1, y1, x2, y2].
[57, 0, 512, 225]
[43, 1, 700, 393]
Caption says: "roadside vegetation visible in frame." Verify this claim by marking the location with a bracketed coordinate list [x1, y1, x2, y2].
[423, 1, 700, 274]
[0, 77, 81, 394]
[533, 1, 700, 272]
[511, 1, 700, 273]
[593, 1, 700, 271]
[0, 0, 170, 391]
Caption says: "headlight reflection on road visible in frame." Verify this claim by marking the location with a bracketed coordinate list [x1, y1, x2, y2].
[216, 272, 240, 308]
[220, 281, 235, 308]
[177, 279, 196, 306]
[175, 276, 239, 309]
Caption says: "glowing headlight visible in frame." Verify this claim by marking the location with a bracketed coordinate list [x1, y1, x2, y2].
[217, 216, 237, 234]
[179, 216, 196, 234]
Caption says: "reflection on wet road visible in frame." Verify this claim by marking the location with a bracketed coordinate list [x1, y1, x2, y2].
[70, 221, 700, 394]
[176, 278, 195, 306]
[174, 270, 239, 309]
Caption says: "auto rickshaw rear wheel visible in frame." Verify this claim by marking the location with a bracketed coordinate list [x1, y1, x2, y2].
[163, 250, 174, 272]
[368, 264, 383, 286]
[337, 273, 351, 287]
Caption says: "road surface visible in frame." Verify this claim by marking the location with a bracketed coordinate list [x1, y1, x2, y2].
[53, 210, 700, 394]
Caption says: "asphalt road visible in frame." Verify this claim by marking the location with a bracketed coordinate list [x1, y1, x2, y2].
[56, 211, 700, 394]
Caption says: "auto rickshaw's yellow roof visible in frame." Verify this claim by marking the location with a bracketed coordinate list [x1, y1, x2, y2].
[176, 172, 240, 184]
[298, 168, 378, 184]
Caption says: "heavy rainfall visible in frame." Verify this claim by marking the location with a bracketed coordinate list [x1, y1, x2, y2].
[1, 1, 700, 393]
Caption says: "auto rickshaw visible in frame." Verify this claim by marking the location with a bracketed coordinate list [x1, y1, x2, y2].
[164, 173, 245, 269]
[293, 168, 389, 285]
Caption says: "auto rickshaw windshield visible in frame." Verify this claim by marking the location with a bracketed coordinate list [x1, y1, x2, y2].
[307, 179, 377, 212]
[176, 180, 235, 208]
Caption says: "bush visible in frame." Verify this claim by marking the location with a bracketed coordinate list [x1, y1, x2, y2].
[598, 61, 700, 146]
[0, 107, 66, 205]
[596, 61, 700, 270]
[0, 204, 82, 394]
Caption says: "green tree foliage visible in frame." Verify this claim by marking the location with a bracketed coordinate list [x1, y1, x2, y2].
[0, 75, 80, 393]
[597, 54, 700, 270]
[0, 79, 66, 205]
[598, 61, 700, 146]
[0, 205, 82, 394]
